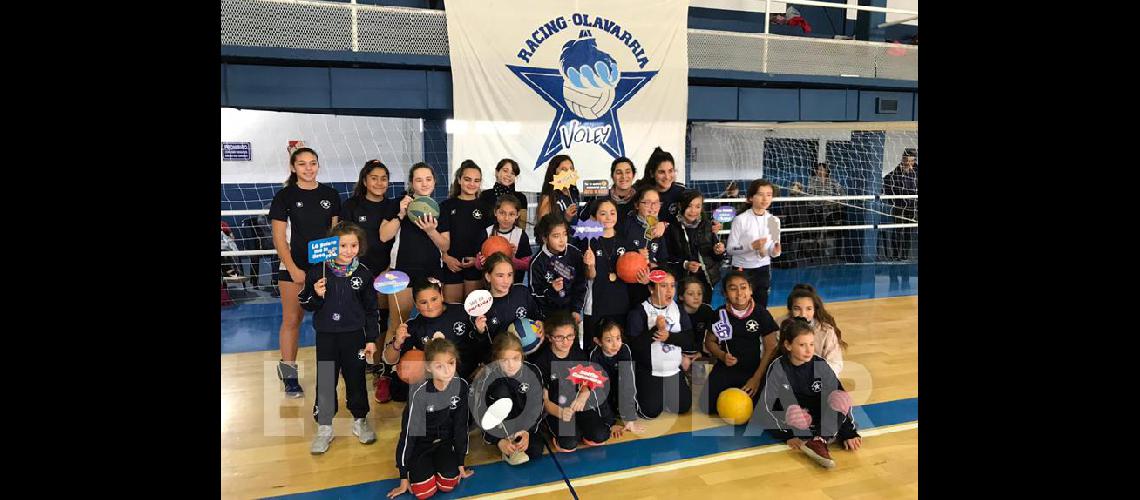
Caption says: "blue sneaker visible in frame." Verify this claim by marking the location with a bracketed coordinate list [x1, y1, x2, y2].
[278, 361, 304, 399]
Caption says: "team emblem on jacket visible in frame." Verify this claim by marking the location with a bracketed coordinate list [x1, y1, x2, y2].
[811, 380, 822, 393]
[296, 201, 304, 208]
[453, 322, 466, 336]
[616, 247, 626, 256]
[596, 249, 603, 256]
[451, 209, 457, 216]
[472, 209, 483, 220]
[350, 276, 363, 290]
[745, 319, 760, 332]
[515, 307, 527, 318]
[321, 200, 331, 209]
[332, 313, 341, 321]
[650, 242, 658, 253]
[661, 343, 673, 353]
[357, 349, 366, 360]
[544, 272, 554, 282]
[426, 405, 435, 412]
[358, 215, 367, 222]
[669, 204, 679, 216]
[633, 239, 642, 246]
[491, 317, 499, 326]
[520, 382, 529, 393]
[449, 395, 461, 409]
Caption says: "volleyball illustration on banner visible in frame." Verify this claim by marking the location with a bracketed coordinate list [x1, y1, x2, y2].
[560, 36, 621, 120]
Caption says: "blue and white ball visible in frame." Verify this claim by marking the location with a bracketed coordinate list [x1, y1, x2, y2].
[560, 37, 620, 120]
[507, 317, 544, 355]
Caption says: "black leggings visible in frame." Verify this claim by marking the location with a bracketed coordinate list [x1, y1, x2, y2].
[544, 411, 611, 451]
[313, 330, 370, 424]
[635, 369, 692, 418]
[407, 441, 460, 488]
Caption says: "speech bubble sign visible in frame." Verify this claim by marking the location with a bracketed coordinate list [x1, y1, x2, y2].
[712, 206, 736, 223]
[308, 236, 339, 264]
[712, 309, 734, 341]
[463, 289, 494, 317]
[373, 270, 411, 294]
[572, 218, 605, 241]
[566, 364, 609, 391]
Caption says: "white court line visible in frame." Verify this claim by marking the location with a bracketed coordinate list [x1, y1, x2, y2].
[462, 421, 918, 499]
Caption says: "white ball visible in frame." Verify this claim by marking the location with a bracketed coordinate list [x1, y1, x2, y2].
[562, 80, 616, 120]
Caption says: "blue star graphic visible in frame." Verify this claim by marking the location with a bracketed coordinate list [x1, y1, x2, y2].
[507, 65, 657, 171]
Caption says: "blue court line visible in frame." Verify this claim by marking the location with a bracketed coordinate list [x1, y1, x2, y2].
[266, 397, 918, 499]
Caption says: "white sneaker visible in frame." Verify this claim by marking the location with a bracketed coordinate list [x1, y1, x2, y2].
[504, 450, 530, 465]
[311, 425, 335, 454]
[353, 418, 377, 444]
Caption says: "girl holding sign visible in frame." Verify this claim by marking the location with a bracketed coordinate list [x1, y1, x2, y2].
[527, 309, 614, 452]
[701, 271, 780, 415]
[482, 253, 545, 355]
[383, 162, 449, 326]
[528, 213, 589, 325]
[341, 160, 400, 399]
[439, 160, 493, 302]
[618, 185, 670, 268]
[268, 147, 341, 398]
[297, 222, 380, 454]
[537, 155, 581, 225]
[665, 190, 727, 300]
[726, 179, 782, 309]
[383, 278, 488, 384]
[625, 268, 695, 418]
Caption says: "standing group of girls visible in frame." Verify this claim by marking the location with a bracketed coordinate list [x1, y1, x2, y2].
[265, 146, 863, 498]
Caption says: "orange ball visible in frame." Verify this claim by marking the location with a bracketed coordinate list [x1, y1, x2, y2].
[397, 349, 426, 385]
[616, 251, 649, 283]
[481, 235, 514, 259]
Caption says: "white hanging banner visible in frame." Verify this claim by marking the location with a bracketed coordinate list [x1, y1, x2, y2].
[445, 0, 689, 193]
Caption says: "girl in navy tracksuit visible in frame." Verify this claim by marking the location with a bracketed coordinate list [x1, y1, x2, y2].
[529, 213, 589, 329]
[701, 271, 780, 414]
[481, 253, 545, 356]
[298, 222, 380, 453]
[758, 317, 861, 469]
[390, 338, 472, 499]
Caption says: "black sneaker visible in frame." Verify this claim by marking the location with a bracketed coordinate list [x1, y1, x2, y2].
[277, 361, 304, 398]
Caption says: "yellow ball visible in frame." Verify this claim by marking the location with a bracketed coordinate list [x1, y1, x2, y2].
[717, 388, 754, 425]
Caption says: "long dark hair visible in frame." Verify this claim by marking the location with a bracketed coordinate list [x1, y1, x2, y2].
[351, 159, 390, 200]
[635, 147, 675, 190]
[786, 283, 846, 350]
[540, 154, 574, 200]
[450, 159, 482, 199]
[285, 147, 318, 187]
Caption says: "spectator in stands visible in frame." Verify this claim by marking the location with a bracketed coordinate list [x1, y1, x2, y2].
[808, 162, 845, 262]
[883, 149, 918, 262]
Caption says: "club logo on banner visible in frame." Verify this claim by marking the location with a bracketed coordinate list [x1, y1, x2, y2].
[446, 0, 687, 193]
[508, 21, 657, 170]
